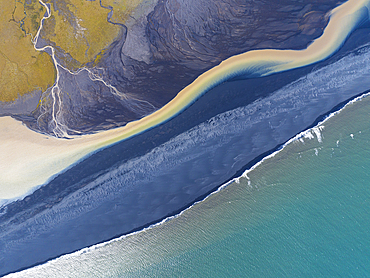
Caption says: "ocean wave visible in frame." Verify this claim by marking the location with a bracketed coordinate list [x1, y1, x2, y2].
[6, 89, 370, 278]
[2, 1, 370, 275]
[3, 35, 370, 275]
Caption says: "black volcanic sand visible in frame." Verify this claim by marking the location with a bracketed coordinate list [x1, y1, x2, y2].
[22, 66, 157, 135]
[1, 27, 370, 275]
[15, 0, 344, 135]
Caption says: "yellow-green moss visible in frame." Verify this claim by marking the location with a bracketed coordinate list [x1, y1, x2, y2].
[0, 0, 55, 102]
[42, 0, 144, 65]
[0, 0, 144, 103]
[101, 0, 143, 25]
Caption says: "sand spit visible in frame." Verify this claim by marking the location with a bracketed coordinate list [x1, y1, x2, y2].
[0, 0, 369, 201]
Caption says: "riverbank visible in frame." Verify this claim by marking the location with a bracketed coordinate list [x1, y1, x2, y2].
[1, 0, 369, 203]
[2, 30, 370, 274]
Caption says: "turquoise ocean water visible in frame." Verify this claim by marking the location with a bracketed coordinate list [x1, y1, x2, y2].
[11, 93, 370, 277]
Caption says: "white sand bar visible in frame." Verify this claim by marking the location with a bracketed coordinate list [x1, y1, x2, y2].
[1, 0, 369, 202]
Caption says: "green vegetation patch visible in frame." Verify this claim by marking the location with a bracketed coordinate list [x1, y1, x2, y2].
[0, 0, 55, 102]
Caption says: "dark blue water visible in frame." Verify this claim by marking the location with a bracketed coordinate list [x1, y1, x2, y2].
[8, 77, 370, 278]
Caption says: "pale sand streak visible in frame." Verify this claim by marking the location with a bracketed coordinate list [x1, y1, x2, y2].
[0, 0, 369, 201]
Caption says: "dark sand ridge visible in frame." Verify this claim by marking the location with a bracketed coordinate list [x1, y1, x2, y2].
[1, 11, 370, 278]
[0, 0, 368, 202]
[24, 0, 344, 135]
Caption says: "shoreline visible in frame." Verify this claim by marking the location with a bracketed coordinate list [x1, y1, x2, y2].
[4, 38, 370, 270]
[8, 89, 370, 278]
[0, 30, 370, 278]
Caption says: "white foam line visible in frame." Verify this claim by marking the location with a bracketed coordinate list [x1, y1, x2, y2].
[239, 92, 370, 181]
[12, 91, 370, 276]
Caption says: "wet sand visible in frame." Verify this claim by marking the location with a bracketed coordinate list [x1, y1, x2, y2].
[1, 0, 369, 203]
[1, 22, 370, 275]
